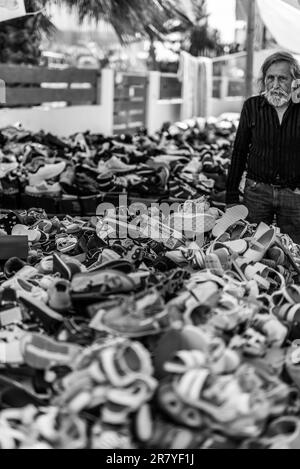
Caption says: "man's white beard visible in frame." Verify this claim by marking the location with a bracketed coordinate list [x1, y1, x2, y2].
[264, 89, 291, 107]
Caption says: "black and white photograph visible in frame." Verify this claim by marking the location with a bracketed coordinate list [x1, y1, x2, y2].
[0, 0, 300, 452]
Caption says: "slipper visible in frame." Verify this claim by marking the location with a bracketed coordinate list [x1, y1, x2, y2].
[237, 227, 277, 266]
[212, 205, 249, 238]
[157, 380, 204, 429]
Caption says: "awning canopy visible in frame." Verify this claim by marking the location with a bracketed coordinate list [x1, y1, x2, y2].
[257, 0, 300, 54]
[0, 0, 25, 22]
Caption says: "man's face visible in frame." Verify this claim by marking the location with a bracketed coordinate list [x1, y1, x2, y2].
[264, 61, 293, 107]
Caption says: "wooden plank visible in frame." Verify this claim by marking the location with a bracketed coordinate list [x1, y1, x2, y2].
[114, 86, 130, 99]
[122, 75, 147, 87]
[114, 111, 144, 126]
[114, 85, 145, 100]
[5, 87, 97, 106]
[133, 87, 146, 98]
[114, 114, 128, 126]
[160, 76, 182, 99]
[213, 78, 222, 98]
[114, 99, 145, 113]
[0, 64, 98, 85]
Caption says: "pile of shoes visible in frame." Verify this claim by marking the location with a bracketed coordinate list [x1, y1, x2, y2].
[0, 115, 238, 214]
[0, 201, 299, 449]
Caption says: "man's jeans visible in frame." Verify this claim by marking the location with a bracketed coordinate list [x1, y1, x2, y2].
[244, 178, 300, 244]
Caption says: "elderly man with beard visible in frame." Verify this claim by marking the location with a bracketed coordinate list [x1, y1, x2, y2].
[226, 51, 300, 243]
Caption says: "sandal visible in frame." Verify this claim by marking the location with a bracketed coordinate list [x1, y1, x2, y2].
[102, 377, 157, 425]
[56, 234, 78, 254]
[212, 205, 249, 239]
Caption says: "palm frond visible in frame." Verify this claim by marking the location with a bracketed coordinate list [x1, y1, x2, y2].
[56, 0, 193, 44]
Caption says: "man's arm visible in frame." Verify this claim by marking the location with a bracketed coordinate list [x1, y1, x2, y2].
[226, 100, 252, 205]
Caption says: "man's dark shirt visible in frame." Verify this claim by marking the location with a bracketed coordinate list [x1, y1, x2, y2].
[226, 95, 300, 205]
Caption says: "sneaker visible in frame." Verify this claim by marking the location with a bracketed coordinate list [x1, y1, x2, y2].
[25, 182, 61, 197]
[28, 162, 66, 186]
[98, 156, 137, 174]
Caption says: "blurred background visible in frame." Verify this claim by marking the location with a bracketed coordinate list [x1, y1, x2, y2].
[0, 0, 281, 73]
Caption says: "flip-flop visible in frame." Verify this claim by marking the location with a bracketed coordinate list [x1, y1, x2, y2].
[212, 205, 249, 239]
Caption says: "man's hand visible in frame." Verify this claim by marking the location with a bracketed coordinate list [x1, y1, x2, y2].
[292, 79, 300, 104]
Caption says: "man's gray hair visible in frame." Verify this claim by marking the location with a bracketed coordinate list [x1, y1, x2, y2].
[258, 51, 300, 93]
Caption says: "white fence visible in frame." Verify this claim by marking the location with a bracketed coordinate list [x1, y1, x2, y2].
[0, 68, 182, 136]
[3, 51, 280, 135]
